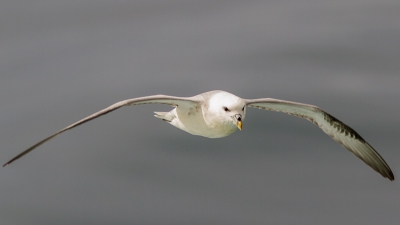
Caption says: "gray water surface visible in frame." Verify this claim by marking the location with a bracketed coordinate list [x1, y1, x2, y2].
[1, 1, 399, 224]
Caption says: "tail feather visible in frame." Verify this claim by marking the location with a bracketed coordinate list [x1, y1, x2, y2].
[154, 111, 173, 122]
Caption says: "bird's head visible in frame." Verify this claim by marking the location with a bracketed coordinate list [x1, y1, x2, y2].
[207, 91, 246, 130]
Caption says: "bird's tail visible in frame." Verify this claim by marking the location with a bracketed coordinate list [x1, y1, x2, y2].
[154, 111, 173, 122]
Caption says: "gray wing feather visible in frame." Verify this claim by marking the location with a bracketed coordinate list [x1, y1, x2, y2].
[3, 95, 200, 167]
[245, 98, 394, 181]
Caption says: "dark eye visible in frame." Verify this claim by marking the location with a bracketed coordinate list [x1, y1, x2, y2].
[242, 106, 245, 111]
[223, 107, 230, 112]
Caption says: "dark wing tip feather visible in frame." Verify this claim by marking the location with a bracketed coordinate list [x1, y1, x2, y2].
[3, 132, 62, 167]
[324, 113, 394, 181]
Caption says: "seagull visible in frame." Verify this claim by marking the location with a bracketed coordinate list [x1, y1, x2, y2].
[3, 90, 394, 181]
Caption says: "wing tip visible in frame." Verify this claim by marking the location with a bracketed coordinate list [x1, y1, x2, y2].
[378, 166, 394, 181]
[3, 157, 17, 167]
[3, 161, 11, 167]
[387, 172, 395, 181]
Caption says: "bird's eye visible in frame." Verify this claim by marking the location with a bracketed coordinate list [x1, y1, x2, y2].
[223, 107, 230, 112]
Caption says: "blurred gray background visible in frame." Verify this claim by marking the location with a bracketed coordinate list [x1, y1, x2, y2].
[1, 0, 399, 224]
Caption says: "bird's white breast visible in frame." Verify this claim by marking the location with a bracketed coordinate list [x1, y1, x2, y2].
[174, 105, 237, 138]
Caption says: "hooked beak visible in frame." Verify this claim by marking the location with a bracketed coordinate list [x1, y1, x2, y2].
[234, 114, 242, 130]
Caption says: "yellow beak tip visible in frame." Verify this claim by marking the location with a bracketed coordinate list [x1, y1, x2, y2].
[237, 121, 242, 130]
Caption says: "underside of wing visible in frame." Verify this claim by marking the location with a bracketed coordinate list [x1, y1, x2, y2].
[245, 98, 394, 181]
[3, 95, 201, 166]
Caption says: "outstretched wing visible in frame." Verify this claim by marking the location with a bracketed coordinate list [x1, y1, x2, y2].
[245, 98, 394, 181]
[3, 95, 201, 167]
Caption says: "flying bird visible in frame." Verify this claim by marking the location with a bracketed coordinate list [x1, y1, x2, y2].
[3, 90, 394, 181]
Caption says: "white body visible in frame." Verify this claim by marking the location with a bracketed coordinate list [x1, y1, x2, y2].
[155, 91, 245, 138]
